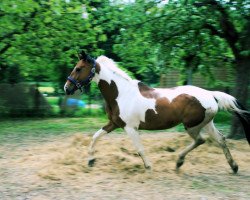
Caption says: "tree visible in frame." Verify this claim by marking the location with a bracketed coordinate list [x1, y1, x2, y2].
[0, 0, 111, 88]
[122, 0, 250, 135]
[193, 0, 250, 138]
[113, 0, 163, 84]
[112, 0, 249, 137]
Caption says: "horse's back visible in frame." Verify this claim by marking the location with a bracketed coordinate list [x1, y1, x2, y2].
[156, 85, 218, 110]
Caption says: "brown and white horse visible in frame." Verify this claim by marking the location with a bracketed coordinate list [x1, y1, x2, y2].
[64, 51, 250, 173]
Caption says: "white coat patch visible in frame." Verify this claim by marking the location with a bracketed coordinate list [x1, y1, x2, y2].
[157, 86, 218, 112]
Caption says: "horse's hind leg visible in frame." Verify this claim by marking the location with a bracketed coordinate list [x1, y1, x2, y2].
[205, 121, 238, 173]
[176, 127, 205, 170]
[88, 121, 117, 167]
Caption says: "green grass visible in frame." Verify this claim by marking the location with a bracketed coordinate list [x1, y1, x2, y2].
[0, 117, 108, 134]
[0, 117, 108, 144]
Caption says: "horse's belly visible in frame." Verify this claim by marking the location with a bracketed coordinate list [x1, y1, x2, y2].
[138, 108, 181, 130]
[138, 94, 206, 130]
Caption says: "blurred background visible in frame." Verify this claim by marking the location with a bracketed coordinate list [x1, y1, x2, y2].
[0, 0, 249, 139]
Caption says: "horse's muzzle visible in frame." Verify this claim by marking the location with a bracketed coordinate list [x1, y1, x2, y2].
[64, 85, 75, 95]
[65, 88, 74, 95]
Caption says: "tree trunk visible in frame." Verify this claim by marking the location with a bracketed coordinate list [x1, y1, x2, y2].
[186, 67, 193, 85]
[229, 57, 250, 139]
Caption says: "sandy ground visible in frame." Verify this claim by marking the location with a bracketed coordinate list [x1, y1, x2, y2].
[0, 132, 250, 200]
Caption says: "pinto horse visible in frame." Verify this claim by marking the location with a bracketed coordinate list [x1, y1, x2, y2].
[64, 51, 250, 173]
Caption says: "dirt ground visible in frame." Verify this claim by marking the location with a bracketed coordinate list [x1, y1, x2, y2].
[0, 132, 250, 200]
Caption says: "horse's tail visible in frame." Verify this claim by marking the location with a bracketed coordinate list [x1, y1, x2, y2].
[211, 91, 250, 144]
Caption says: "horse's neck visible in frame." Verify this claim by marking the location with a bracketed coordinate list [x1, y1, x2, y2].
[94, 64, 133, 104]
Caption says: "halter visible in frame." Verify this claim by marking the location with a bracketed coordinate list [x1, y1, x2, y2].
[67, 60, 96, 92]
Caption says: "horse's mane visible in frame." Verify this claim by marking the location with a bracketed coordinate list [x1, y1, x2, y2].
[96, 56, 132, 81]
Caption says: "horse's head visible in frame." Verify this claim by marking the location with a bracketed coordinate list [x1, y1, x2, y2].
[64, 51, 96, 95]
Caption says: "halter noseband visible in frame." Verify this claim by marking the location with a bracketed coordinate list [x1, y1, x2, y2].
[67, 60, 96, 92]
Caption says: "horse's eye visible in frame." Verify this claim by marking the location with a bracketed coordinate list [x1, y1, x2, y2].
[76, 68, 81, 72]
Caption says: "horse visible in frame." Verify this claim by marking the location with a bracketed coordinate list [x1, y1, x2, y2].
[64, 51, 250, 173]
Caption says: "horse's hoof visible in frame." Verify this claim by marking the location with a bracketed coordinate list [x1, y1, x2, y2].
[176, 160, 184, 169]
[88, 158, 96, 167]
[145, 165, 152, 171]
[232, 164, 238, 174]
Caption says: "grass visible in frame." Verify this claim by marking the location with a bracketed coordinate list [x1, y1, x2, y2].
[0, 117, 108, 144]
[0, 117, 108, 134]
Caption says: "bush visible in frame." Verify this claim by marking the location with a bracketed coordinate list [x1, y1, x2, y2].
[214, 111, 232, 123]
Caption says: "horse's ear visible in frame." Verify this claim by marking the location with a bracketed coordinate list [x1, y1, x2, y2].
[78, 50, 88, 60]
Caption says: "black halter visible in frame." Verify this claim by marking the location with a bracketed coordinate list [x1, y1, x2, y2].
[67, 60, 96, 92]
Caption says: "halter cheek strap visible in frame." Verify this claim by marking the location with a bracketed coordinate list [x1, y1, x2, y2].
[67, 60, 96, 92]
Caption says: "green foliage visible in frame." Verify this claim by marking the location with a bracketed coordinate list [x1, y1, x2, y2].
[0, 0, 110, 86]
[214, 111, 232, 123]
[1, 0, 249, 96]
[113, 0, 249, 88]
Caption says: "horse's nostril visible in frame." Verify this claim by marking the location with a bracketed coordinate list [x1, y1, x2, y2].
[65, 87, 75, 95]
[66, 91, 70, 95]
[65, 87, 70, 95]
[64, 84, 71, 94]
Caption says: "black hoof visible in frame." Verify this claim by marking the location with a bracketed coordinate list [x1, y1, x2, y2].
[232, 165, 238, 174]
[176, 160, 184, 170]
[88, 158, 96, 167]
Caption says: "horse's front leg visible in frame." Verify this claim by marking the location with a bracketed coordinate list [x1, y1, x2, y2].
[88, 121, 116, 167]
[125, 126, 152, 170]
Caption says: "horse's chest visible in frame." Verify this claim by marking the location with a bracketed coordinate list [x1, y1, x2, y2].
[116, 92, 157, 127]
[105, 103, 126, 128]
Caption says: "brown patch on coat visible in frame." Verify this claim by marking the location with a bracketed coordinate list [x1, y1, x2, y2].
[138, 82, 159, 99]
[95, 62, 101, 74]
[139, 94, 206, 130]
[98, 80, 126, 128]
[102, 121, 117, 133]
